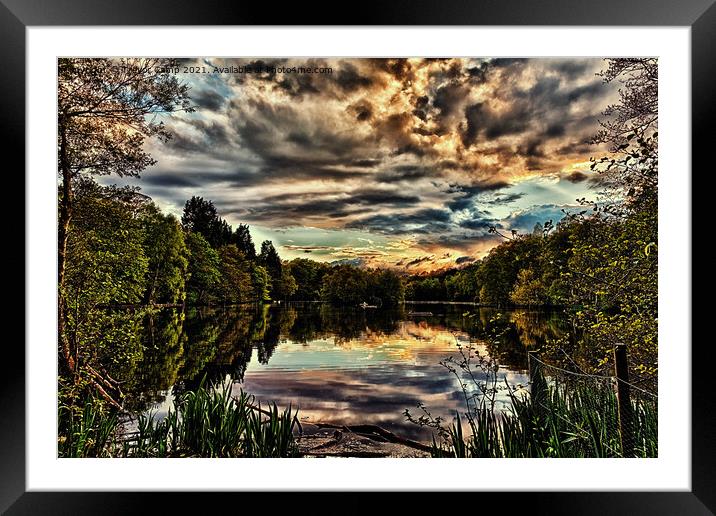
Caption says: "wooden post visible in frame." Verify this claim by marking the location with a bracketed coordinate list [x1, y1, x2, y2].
[614, 343, 634, 457]
[528, 350, 537, 381]
[528, 350, 546, 414]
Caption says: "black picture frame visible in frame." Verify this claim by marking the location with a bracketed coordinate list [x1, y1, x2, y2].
[3, 1, 710, 513]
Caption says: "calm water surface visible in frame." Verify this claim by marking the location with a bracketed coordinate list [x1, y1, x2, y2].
[125, 303, 568, 441]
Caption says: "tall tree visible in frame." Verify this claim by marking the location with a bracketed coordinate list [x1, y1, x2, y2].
[217, 245, 253, 304]
[258, 240, 281, 273]
[141, 206, 188, 305]
[181, 196, 218, 238]
[250, 264, 272, 302]
[181, 196, 235, 248]
[258, 240, 284, 297]
[232, 224, 257, 260]
[185, 232, 221, 305]
[57, 58, 192, 394]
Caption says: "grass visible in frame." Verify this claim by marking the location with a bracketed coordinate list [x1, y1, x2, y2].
[59, 380, 301, 458]
[58, 398, 119, 458]
[405, 339, 657, 458]
[428, 375, 657, 458]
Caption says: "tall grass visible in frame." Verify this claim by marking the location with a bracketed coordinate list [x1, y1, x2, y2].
[58, 398, 118, 458]
[428, 376, 657, 458]
[407, 340, 657, 458]
[60, 381, 301, 458]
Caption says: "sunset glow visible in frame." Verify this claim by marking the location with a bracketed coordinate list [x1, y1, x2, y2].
[127, 58, 620, 272]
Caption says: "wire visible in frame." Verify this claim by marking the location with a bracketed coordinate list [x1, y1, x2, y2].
[530, 354, 657, 399]
[529, 354, 614, 380]
[615, 378, 658, 399]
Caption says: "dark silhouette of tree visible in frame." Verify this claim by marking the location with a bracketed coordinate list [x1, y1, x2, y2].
[232, 223, 257, 260]
[181, 196, 232, 248]
[258, 240, 281, 274]
[258, 240, 287, 298]
[591, 58, 657, 151]
[181, 196, 216, 236]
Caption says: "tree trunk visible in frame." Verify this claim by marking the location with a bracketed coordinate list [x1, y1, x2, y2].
[58, 118, 76, 374]
[57, 120, 121, 408]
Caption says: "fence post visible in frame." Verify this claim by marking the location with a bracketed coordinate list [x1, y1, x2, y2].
[528, 350, 537, 381]
[528, 351, 546, 415]
[614, 343, 634, 457]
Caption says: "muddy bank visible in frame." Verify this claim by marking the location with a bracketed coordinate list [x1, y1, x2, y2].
[296, 424, 431, 458]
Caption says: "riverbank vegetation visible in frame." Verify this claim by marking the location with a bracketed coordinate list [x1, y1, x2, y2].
[412, 375, 657, 458]
[59, 381, 301, 458]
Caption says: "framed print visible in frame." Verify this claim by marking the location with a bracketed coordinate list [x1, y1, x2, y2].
[4, 0, 711, 513]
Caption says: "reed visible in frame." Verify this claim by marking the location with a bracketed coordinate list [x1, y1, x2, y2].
[58, 399, 118, 458]
[59, 380, 301, 458]
[432, 377, 657, 458]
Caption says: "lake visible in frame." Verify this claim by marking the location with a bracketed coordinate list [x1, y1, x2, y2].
[122, 303, 569, 442]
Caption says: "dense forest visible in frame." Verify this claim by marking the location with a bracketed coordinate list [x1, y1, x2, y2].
[67, 181, 406, 308]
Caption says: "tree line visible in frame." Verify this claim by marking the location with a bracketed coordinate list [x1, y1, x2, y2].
[69, 185, 406, 309]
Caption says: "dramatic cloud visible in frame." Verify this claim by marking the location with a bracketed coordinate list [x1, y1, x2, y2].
[121, 57, 621, 270]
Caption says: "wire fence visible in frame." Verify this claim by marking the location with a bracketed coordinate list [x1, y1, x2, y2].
[528, 349, 657, 458]
[530, 354, 658, 400]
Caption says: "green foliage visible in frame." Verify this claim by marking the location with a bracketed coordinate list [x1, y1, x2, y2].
[445, 267, 480, 301]
[141, 206, 188, 305]
[321, 265, 368, 306]
[510, 269, 547, 307]
[475, 235, 543, 306]
[61, 383, 301, 458]
[66, 180, 149, 307]
[368, 269, 405, 307]
[216, 245, 254, 304]
[251, 264, 272, 302]
[286, 258, 331, 301]
[257, 240, 286, 299]
[320, 266, 404, 307]
[275, 266, 298, 300]
[405, 277, 446, 301]
[185, 232, 221, 305]
[561, 207, 657, 375]
[258, 240, 282, 275]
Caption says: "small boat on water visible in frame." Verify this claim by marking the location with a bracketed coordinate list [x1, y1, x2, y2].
[408, 311, 433, 316]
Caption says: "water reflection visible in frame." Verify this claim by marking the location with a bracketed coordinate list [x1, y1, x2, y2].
[124, 303, 568, 441]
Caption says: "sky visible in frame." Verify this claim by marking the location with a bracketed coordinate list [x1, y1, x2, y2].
[128, 57, 619, 273]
